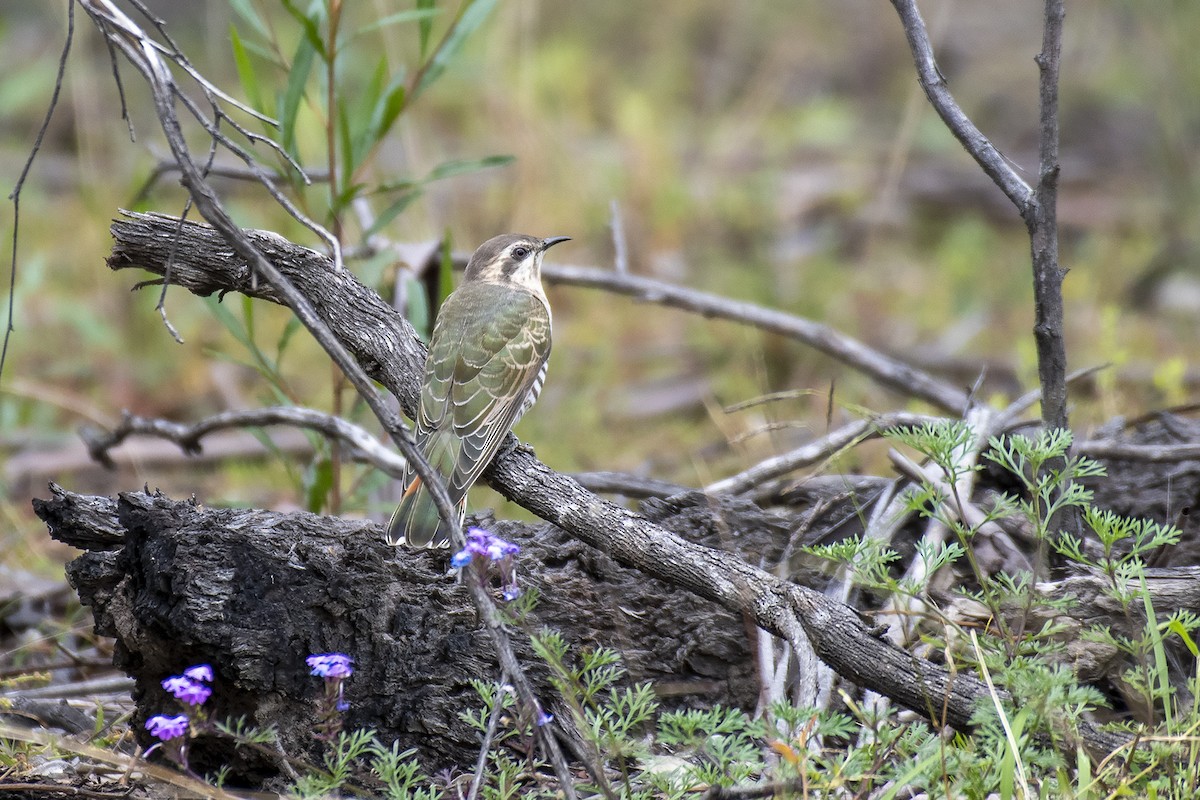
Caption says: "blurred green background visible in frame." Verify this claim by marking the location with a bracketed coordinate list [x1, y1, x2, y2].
[2, 1, 1198, 574]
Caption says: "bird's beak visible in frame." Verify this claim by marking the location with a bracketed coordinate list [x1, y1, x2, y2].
[541, 236, 571, 251]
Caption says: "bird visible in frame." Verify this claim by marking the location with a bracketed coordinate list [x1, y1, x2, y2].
[386, 233, 570, 548]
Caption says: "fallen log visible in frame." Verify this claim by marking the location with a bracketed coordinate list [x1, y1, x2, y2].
[35, 484, 768, 779]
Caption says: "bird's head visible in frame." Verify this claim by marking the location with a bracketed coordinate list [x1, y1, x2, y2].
[463, 233, 570, 294]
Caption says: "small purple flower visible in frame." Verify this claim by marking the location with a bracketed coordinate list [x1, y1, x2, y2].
[452, 528, 520, 567]
[162, 675, 212, 706]
[145, 714, 189, 741]
[502, 584, 521, 601]
[307, 653, 354, 679]
[536, 711, 554, 727]
[183, 664, 213, 683]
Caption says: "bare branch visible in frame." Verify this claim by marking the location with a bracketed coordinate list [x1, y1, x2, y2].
[543, 264, 971, 415]
[80, 407, 407, 476]
[1028, 0, 1069, 432]
[888, 0, 1035, 217]
[704, 411, 941, 496]
[1074, 441, 1200, 463]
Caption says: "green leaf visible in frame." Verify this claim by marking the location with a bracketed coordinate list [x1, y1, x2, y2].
[227, 0, 270, 39]
[305, 456, 335, 513]
[279, 35, 317, 157]
[357, 7, 441, 37]
[281, 0, 329, 63]
[426, 153, 514, 181]
[335, 101, 354, 199]
[365, 189, 424, 238]
[366, 70, 408, 153]
[413, 0, 498, 101]
[348, 58, 405, 174]
[417, 0, 436, 59]
[275, 317, 302, 369]
[229, 26, 264, 118]
[366, 157, 512, 237]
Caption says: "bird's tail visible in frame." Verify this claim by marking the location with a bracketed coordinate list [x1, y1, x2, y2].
[385, 476, 460, 548]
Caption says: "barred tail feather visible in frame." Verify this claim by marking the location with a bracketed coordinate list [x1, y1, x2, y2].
[385, 477, 459, 548]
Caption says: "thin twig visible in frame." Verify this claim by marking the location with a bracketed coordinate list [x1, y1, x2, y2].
[544, 264, 971, 415]
[80, 407, 407, 476]
[3, 0, 74, 386]
[466, 682, 509, 800]
[704, 411, 940, 496]
[1029, 0, 1068, 432]
[888, 0, 1035, 216]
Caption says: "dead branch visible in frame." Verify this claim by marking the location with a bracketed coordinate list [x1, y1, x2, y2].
[889, 0, 1070, 434]
[80, 407, 405, 476]
[543, 264, 971, 416]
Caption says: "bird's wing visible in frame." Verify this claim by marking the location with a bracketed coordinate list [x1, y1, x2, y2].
[415, 284, 552, 501]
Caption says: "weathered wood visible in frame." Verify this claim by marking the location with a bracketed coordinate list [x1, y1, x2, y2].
[35, 484, 763, 779]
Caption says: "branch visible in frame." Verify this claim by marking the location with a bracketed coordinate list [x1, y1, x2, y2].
[80, 407, 406, 475]
[543, 264, 971, 416]
[1028, 0, 1069, 432]
[703, 411, 942, 496]
[888, 0, 1035, 217]
[890, 0, 1074, 537]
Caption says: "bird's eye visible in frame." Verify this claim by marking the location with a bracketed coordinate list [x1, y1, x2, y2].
[511, 246, 530, 259]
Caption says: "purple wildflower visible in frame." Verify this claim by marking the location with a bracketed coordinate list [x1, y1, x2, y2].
[162, 675, 212, 706]
[183, 664, 213, 683]
[536, 710, 554, 727]
[452, 528, 520, 567]
[307, 653, 354, 679]
[145, 714, 189, 741]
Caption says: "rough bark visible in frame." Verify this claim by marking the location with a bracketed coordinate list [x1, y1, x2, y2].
[36, 485, 769, 778]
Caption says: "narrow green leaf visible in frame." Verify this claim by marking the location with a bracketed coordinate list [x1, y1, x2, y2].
[417, 0, 436, 59]
[336, 101, 355, 197]
[229, 25, 264, 115]
[413, 0, 498, 100]
[281, 0, 329, 63]
[349, 58, 390, 171]
[279, 36, 317, 156]
[365, 188, 424, 238]
[275, 317, 302, 368]
[401, 272, 431, 338]
[357, 7, 441, 37]
[227, 0, 269, 39]
[366, 71, 408, 149]
[206, 295, 251, 349]
[334, 180, 369, 213]
[425, 154, 514, 182]
[305, 456, 335, 513]
[373, 178, 421, 194]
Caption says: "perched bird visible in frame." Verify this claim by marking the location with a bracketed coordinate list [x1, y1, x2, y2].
[386, 233, 570, 548]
